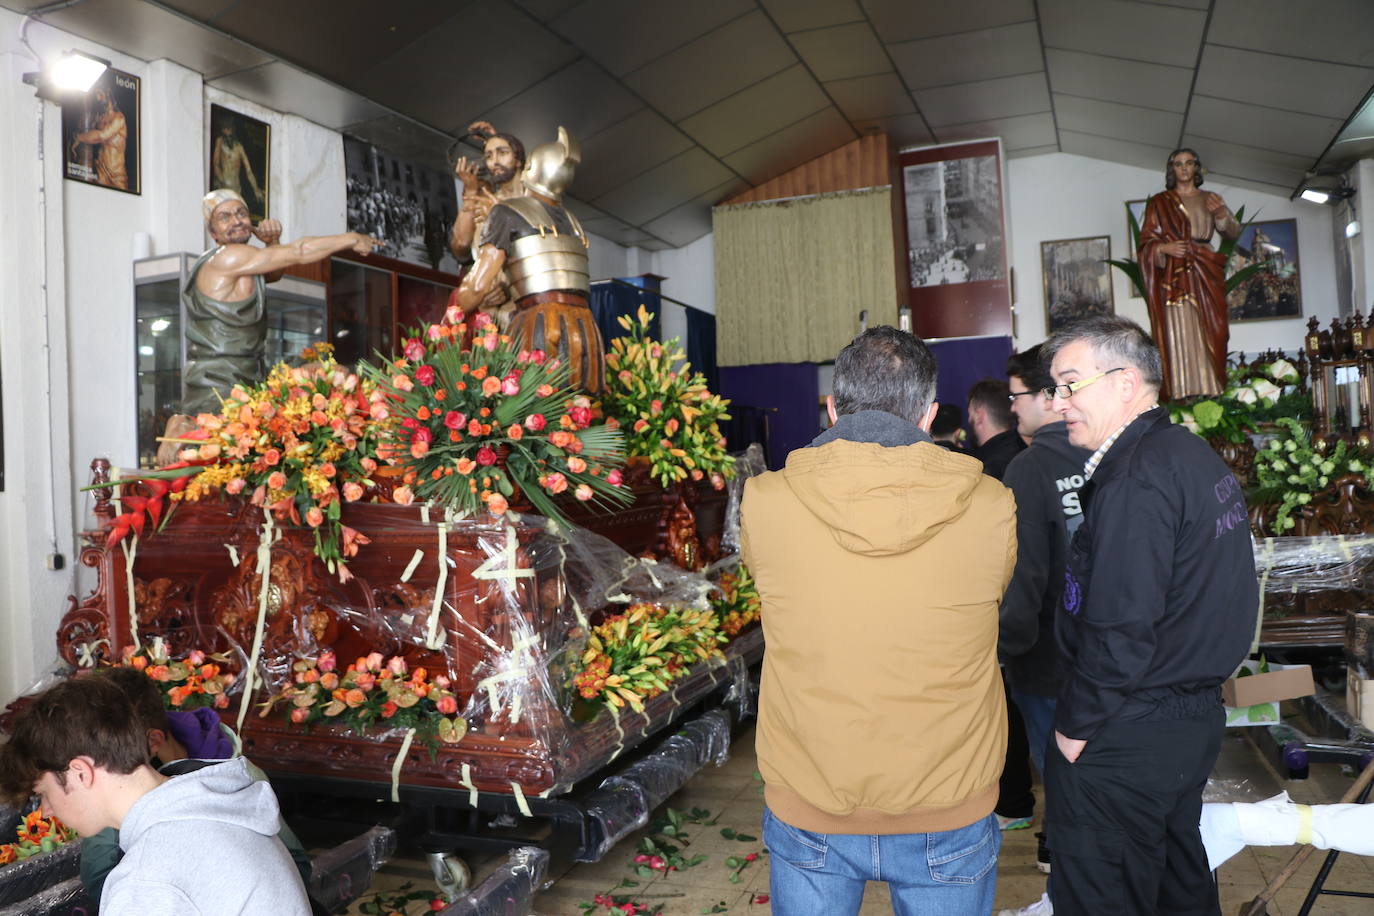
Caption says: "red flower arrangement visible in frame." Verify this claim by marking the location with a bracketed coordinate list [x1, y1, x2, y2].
[364, 309, 630, 524]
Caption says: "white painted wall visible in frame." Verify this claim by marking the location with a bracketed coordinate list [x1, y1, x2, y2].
[1005, 152, 1339, 356]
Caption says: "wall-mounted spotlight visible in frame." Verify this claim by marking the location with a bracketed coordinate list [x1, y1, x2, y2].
[1295, 174, 1356, 206]
[22, 49, 109, 102]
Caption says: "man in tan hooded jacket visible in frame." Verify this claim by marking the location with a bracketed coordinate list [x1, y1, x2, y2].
[742, 326, 1016, 916]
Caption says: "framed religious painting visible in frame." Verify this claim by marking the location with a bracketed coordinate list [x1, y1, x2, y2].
[1041, 236, 1114, 333]
[1226, 218, 1302, 322]
[898, 139, 1012, 338]
[209, 104, 271, 223]
[1125, 200, 1147, 297]
[62, 67, 140, 195]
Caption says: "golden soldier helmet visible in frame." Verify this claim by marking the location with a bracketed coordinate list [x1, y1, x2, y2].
[521, 127, 581, 203]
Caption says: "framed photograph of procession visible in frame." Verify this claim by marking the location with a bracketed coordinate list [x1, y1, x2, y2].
[61, 67, 140, 195]
[1226, 218, 1302, 322]
[1041, 236, 1114, 333]
[209, 104, 271, 224]
[1125, 200, 1147, 297]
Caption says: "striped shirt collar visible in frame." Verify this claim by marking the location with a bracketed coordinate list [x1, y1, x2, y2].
[1083, 404, 1159, 479]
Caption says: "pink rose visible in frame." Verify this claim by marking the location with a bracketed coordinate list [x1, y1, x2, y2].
[290, 707, 310, 724]
[435, 694, 458, 715]
[415, 365, 436, 387]
[267, 471, 287, 490]
[365, 652, 385, 672]
[606, 469, 623, 487]
[476, 446, 498, 466]
[529, 349, 547, 365]
[410, 439, 430, 459]
[481, 376, 502, 396]
[343, 481, 364, 501]
[318, 651, 337, 673]
[569, 406, 592, 428]
[306, 506, 324, 527]
[445, 304, 463, 324]
[412, 427, 433, 444]
[486, 493, 509, 515]
[566, 456, 587, 473]
[188, 650, 206, 665]
[444, 410, 466, 430]
[524, 413, 546, 432]
[387, 656, 408, 676]
[392, 485, 415, 506]
[403, 338, 425, 361]
[545, 472, 568, 494]
[392, 374, 414, 392]
[226, 478, 247, 495]
[575, 484, 594, 501]
[502, 376, 520, 396]
[263, 448, 282, 467]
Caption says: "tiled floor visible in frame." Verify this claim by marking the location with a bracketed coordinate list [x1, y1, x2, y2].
[346, 720, 1374, 916]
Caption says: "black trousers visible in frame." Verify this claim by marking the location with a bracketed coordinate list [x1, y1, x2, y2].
[996, 678, 1036, 820]
[1045, 709, 1222, 916]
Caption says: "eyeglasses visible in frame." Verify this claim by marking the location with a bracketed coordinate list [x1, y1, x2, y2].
[1007, 390, 1039, 403]
[1042, 367, 1125, 400]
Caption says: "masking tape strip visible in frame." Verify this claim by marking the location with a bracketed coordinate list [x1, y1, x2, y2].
[476, 668, 528, 716]
[426, 525, 449, 650]
[1255, 538, 1275, 653]
[225, 544, 240, 568]
[400, 549, 424, 583]
[1338, 534, 1353, 562]
[608, 702, 626, 762]
[640, 557, 662, 589]
[460, 763, 478, 808]
[75, 639, 110, 668]
[421, 504, 430, 525]
[510, 633, 539, 655]
[1296, 803, 1314, 845]
[510, 690, 523, 725]
[391, 728, 417, 803]
[471, 526, 535, 583]
[511, 781, 531, 818]
[123, 537, 141, 650]
[110, 465, 123, 518]
[236, 512, 276, 735]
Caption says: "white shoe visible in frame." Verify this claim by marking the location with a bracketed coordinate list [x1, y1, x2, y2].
[997, 891, 1053, 916]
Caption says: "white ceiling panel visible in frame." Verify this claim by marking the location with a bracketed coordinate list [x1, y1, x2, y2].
[551, 0, 753, 77]
[789, 22, 890, 82]
[477, 58, 642, 148]
[1209, 0, 1374, 68]
[913, 72, 1051, 127]
[1007, 144, 1061, 158]
[1046, 48, 1193, 112]
[573, 109, 696, 200]
[679, 64, 832, 157]
[1194, 45, 1374, 120]
[1040, 0, 1206, 69]
[936, 112, 1057, 150]
[762, 0, 865, 33]
[722, 107, 857, 182]
[1177, 135, 1312, 191]
[1186, 96, 1342, 159]
[642, 179, 748, 247]
[1059, 130, 1175, 174]
[852, 114, 935, 146]
[826, 73, 915, 121]
[861, 0, 1035, 44]
[593, 147, 737, 226]
[1053, 94, 1183, 147]
[624, 10, 797, 121]
[889, 21, 1043, 90]
[210, 62, 394, 132]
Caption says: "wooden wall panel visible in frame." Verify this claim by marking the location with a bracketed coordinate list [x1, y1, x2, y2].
[722, 134, 893, 205]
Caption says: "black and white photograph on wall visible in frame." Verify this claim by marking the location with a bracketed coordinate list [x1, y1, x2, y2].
[344, 136, 460, 273]
[209, 104, 270, 223]
[62, 67, 140, 195]
[903, 155, 1004, 287]
[1226, 218, 1302, 321]
[1041, 236, 1114, 332]
[1126, 199, 1147, 298]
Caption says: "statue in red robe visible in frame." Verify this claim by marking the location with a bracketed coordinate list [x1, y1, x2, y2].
[1138, 148, 1240, 399]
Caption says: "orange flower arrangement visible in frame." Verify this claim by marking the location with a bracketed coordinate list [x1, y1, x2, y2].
[0, 811, 77, 868]
[261, 650, 467, 747]
[115, 641, 237, 711]
[709, 564, 761, 638]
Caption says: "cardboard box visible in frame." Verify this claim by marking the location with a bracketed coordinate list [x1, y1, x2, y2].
[1222, 662, 1314, 727]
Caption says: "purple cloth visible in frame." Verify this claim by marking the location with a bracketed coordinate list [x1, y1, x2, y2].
[165, 708, 233, 760]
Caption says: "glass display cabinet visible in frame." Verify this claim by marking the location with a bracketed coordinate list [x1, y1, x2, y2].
[133, 253, 327, 468]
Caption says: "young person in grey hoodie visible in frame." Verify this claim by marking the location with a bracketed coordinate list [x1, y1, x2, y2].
[0, 676, 310, 916]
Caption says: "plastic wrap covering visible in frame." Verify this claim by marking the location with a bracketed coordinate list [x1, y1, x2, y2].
[307, 825, 397, 912]
[0, 839, 81, 908]
[61, 474, 761, 806]
[437, 846, 548, 916]
[1254, 535, 1374, 619]
[721, 654, 757, 724]
[721, 443, 768, 557]
[0, 877, 90, 916]
[577, 709, 732, 862]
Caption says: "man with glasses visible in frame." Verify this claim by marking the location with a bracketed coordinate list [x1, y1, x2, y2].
[995, 346, 1092, 916]
[1041, 317, 1255, 916]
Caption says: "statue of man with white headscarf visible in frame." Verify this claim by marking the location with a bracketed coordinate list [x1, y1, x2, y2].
[181, 190, 379, 415]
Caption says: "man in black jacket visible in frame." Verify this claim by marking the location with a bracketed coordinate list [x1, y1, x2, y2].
[968, 378, 1024, 480]
[1042, 317, 1255, 916]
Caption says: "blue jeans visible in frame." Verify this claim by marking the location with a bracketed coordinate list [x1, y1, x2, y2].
[1009, 688, 1057, 778]
[762, 807, 1000, 916]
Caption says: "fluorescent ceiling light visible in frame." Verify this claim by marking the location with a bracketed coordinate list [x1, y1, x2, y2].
[1300, 189, 1331, 204]
[49, 50, 107, 92]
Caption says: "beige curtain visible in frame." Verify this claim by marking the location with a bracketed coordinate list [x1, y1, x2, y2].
[714, 187, 899, 366]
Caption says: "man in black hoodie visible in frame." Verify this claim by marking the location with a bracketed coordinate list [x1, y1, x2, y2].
[1042, 317, 1255, 916]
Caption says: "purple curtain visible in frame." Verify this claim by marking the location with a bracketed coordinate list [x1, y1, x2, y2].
[718, 364, 819, 470]
[929, 336, 1014, 418]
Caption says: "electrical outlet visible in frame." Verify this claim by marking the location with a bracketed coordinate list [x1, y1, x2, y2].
[46, 554, 65, 571]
